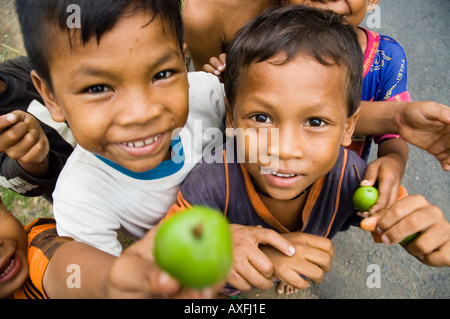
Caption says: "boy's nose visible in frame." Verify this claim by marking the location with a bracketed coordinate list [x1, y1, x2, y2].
[116, 93, 164, 126]
[270, 127, 305, 160]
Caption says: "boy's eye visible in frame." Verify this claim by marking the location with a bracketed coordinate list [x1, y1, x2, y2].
[85, 85, 111, 94]
[153, 70, 173, 81]
[306, 118, 325, 127]
[252, 114, 272, 123]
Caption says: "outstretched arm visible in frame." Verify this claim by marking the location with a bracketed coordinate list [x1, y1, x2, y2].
[355, 101, 450, 170]
[43, 227, 217, 299]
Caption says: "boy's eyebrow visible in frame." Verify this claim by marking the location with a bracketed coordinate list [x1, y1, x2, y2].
[71, 50, 181, 78]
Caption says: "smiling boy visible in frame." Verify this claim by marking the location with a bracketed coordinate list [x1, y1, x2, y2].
[166, 5, 450, 295]
[15, 0, 226, 257]
[11, 0, 226, 297]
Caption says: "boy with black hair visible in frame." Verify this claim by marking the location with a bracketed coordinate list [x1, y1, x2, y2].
[12, 0, 226, 297]
[285, 0, 408, 214]
[166, 5, 450, 296]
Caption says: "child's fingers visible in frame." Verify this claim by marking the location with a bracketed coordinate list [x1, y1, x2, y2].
[360, 215, 379, 232]
[237, 258, 274, 290]
[209, 56, 225, 71]
[232, 243, 274, 288]
[203, 55, 226, 77]
[405, 222, 450, 257]
[0, 121, 29, 151]
[418, 240, 450, 267]
[226, 268, 252, 291]
[434, 149, 450, 171]
[3, 128, 42, 160]
[219, 53, 227, 65]
[305, 248, 334, 274]
[378, 196, 443, 244]
[371, 174, 400, 214]
[227, 261, 272, 291]
[362, 159, 402, 213]
[303, 233, 335, 257]
[17, 133, 49, 163]
[203, 63, 220, 76]
[360, 161, 378, 187]
[0, 113, 19, 131]
[256, 227, 296, 257]
[113, 255, 181, 298]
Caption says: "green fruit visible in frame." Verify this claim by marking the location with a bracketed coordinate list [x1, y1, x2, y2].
[352, 186, 379, 212]
[154, 206, 233, 289]
[400, 232, 419, 245]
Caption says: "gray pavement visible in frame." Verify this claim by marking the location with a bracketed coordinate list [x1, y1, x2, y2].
[244, 0, 450, 299]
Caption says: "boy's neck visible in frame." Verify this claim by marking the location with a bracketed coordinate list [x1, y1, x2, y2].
[354, 26, 369, 55]
[259, 192, 309, 232]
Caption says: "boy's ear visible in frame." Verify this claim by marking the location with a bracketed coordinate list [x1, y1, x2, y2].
[340, 109, 360, 147]
[367, 0, 380, 12]
[183, 42, 188, 59]
[30, 70, 66, 123]
[182, 42, 190, 71]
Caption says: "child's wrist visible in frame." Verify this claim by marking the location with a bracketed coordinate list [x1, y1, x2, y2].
[17, 155, 50, 177]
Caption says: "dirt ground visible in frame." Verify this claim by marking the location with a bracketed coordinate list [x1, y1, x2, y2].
[0, 1, 24, 62]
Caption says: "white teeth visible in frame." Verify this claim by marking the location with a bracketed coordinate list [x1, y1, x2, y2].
[261, 168, 298, 178]
[123, 134, 160, 148]
[0, 257, 15, 279]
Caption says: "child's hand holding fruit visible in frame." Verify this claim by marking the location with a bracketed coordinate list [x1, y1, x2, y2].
[106, 224, 221, 299]
[359, 194, 450, 267]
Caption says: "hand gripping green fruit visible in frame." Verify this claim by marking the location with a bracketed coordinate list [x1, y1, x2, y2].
[352, 186, 379, 212]
[154, 206, 233, 289]
[400, 232, 419, 245]
[353, 186, 419, 245]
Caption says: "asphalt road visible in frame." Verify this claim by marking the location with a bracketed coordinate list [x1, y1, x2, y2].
[244, 0, 450, 299]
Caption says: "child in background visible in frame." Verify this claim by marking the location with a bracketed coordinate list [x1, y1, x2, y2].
[0, 57, 74, 201]
[166, 5, 450, 296]
[14, 0, 225, 297]
[0, 197, 69, 299]
[182, 0, 280, 71]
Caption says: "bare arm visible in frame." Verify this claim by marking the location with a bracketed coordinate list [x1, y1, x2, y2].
[355, 101, 450, 170]
[43, 228, 216, 299]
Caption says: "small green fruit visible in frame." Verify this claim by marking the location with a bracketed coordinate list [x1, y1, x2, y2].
[154, 206, 232, 289]
[400, 232, 419, 245]
[352, 186, 379, 212]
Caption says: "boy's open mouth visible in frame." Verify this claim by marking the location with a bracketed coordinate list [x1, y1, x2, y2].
[259, 167, 305, 190]
[260, 167, 300, 178]
[117, 132, 167, 158]
[121, 133, 161, 148]
[0, 254, 21, 284]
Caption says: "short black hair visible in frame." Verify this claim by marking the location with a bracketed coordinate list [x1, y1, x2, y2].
[223, 4, 363, 116]
[15, 0, 184, 90]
